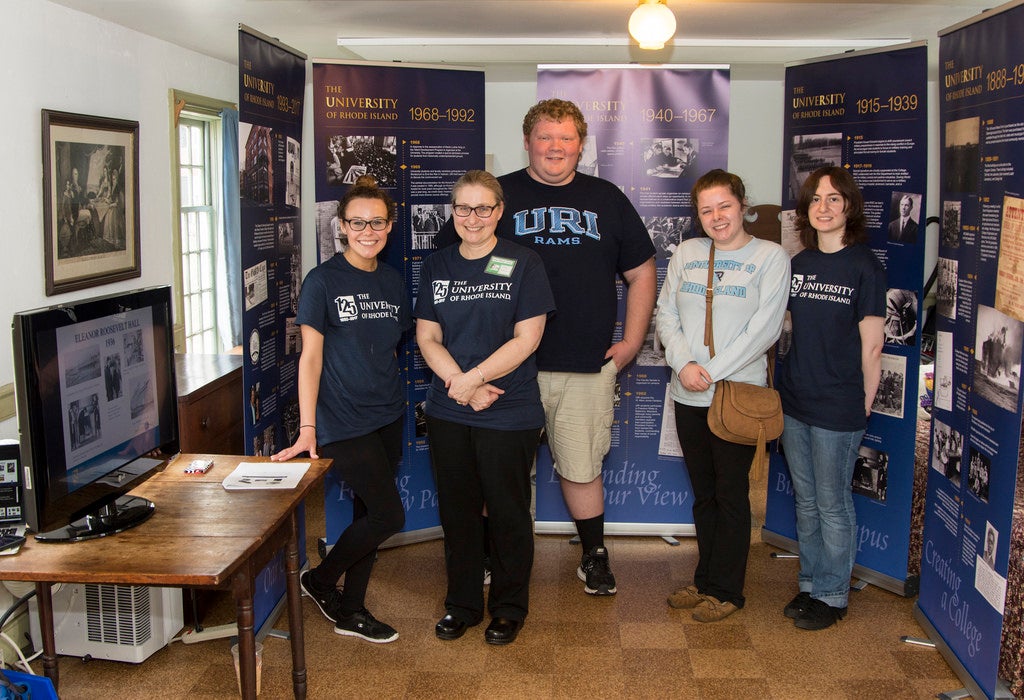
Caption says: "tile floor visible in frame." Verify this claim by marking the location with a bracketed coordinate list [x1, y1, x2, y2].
[39, 480, 968, 699]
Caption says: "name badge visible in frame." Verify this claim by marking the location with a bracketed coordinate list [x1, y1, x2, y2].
[485, 256, 516, 277]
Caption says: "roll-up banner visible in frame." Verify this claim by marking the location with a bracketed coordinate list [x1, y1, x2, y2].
[917, 4, 1024, 697]
[534, 65, 730, 534]
[237, 25, 307, 633]
[763, 44, 929, 597]
[311, 61, 485, 546]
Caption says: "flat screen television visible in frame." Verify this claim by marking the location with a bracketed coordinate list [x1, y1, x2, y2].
[12, 286, 179, 542]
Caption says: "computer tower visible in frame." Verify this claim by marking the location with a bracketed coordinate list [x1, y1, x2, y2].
[29, 583, 183, 663]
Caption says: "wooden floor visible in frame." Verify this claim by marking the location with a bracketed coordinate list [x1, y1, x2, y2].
[36, 476, 967, 699]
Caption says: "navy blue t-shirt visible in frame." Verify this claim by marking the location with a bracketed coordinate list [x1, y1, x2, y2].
[437, 169, 655, 373]
[777, 244, 887, 431]
[415, 237, 555, 429]
[296, 254, 411, 444]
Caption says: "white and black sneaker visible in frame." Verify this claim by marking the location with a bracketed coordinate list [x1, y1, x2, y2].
[300, 570, 344, 623]
[577, 546, 617, 596]
[335, 608, 399, 643]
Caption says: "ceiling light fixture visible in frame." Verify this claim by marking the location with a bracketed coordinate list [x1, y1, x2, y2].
[628, 0, 677, 50]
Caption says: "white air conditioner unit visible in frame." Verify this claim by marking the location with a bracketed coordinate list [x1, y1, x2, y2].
[29, 584, 183, 663]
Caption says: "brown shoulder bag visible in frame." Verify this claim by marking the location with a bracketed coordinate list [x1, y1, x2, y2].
[702, 244, 783, 478]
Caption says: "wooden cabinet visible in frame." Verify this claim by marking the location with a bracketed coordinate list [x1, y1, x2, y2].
[175, 354, 244, 454]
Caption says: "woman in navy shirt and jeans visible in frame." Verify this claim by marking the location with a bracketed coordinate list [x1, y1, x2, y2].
[777, 166, 886, 631]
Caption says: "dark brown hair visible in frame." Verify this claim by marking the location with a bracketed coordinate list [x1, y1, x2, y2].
[337, 174, 397, 222]
[794, 166, 866, 250]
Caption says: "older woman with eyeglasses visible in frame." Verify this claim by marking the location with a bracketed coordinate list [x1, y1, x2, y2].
[272, 175, 410, 644]
[416, 169, 555, 645]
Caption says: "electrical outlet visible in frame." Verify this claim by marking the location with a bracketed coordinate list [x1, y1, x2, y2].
[0, 610, 31, 667]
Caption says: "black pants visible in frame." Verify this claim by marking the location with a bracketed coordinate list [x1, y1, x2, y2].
[426, 415, 540, 624]
[674, 402, 755, 608]
[312, 417, 405, 615]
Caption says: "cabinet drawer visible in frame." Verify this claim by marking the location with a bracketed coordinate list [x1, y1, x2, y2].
[177, 357, 244, 454]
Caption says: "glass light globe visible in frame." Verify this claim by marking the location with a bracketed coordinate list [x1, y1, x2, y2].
[628, 1, 677, 50]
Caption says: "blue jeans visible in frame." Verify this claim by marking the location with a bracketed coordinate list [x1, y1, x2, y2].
[780, 414, 864, 609]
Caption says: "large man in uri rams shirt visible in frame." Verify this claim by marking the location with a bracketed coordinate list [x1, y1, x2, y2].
[438, 99, 656, 597]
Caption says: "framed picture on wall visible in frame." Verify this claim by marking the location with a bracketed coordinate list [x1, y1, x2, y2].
[41, 109, 140, 296]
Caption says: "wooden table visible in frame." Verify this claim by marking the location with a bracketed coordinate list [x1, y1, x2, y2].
[0, 454, 331, 699]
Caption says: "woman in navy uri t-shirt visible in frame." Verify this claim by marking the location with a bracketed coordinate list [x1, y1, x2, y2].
[416, 170, 554, 646]
[777, 166, 886, 631]
[272, 175, 411, 644]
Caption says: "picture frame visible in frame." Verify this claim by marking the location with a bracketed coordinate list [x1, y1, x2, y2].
[42, 109, 140, 296]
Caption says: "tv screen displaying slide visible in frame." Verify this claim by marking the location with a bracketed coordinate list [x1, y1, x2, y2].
[55, 304, 161, 491]
[13, 285, 179, 539]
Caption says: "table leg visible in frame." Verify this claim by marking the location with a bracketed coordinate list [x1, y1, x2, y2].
[233, 571, 257, 699]
[36, 582, 58, 689]
[286, 509, 307, 699]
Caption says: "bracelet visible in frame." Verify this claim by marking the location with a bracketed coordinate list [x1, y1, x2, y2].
[300, 424, 316, 431]
[474, 367, 486, 383]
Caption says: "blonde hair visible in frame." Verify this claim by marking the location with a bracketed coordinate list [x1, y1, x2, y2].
[452, 169, 504, 205]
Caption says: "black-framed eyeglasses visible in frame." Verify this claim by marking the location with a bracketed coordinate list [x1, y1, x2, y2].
[452, 204, 497, 218]
[343, 217, 389, 231]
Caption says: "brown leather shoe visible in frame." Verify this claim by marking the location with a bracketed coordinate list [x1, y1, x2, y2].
[692, 595, 738, 622]
[667, 584, 705, 609]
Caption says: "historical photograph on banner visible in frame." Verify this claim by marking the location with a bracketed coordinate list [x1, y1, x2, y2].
[973, 304, 1024, 412]
[995, 194, 1024, 322]
[873, 352, 907, 419]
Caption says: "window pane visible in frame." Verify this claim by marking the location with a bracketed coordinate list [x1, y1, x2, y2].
[178, 125, 190, 165]
[190, 294, 202, 333]
[202, 290, 214, 330]
[180, 170, 193, 208]
[191, 166, 206, 205]
[189, 251, 200, 288]
[199, 211, 212, 250]
[183, 212, 196, 251]
[200, 251, 213, 289]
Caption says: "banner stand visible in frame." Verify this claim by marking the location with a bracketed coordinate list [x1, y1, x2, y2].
[762, 529, 918, 597]
[913, 604, 1015, 700]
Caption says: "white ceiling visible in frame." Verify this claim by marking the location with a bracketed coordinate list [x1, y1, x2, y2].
[49, 0, 992, 78]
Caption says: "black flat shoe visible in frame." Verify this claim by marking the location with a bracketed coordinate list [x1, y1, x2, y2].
[484, 616, 522, 645]
[435, 613, 469, 640]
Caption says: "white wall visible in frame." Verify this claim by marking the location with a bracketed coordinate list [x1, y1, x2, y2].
[0, 0, 235, 439]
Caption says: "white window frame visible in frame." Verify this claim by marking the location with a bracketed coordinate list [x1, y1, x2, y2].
[170, 90, 235, 354]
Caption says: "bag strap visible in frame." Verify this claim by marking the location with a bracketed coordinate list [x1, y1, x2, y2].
[703, 243, 716, 358]
[703, 241, 777, 388]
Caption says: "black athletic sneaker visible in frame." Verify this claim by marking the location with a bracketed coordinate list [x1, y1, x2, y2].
[783, 591, 812, 619]
[577, 546, 617, 596]
[335, 608, 399, 643]
[794, 597, 847, 630]
[300, 570, 344, 623]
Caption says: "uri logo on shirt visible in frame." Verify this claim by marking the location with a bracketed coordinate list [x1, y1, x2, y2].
[790, 274, 805, 296]
[432, 280, 450, 304]
[334, 295, 358, 322]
